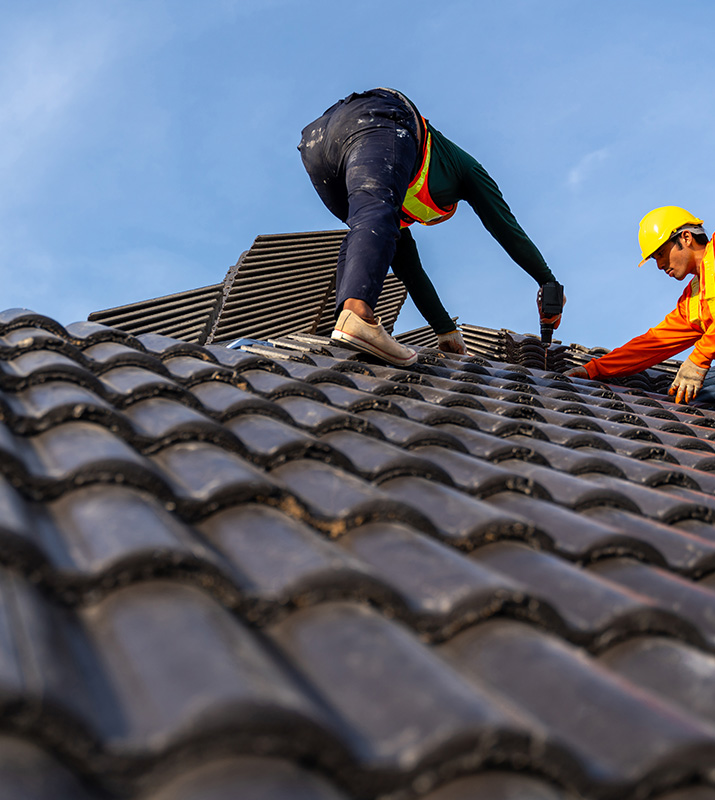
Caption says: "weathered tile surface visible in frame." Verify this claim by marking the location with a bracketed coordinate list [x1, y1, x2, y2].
[2, 308, 715, 799]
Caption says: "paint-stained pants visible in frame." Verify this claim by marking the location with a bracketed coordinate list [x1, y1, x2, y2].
[298, 89, 419, 314]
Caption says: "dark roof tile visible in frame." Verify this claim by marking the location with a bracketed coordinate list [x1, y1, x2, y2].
[98, 366, 187, 405]
[586, 476, 715, 524]
[0, 307, 70, 337]
[150, 441, 281, 518]
[239, 369, 329, 402]
[652, 785, 715, 799]
[317, 383, 402, 414]
[190, 381, 290, 422]
[276, 396, 383, 436]
[160, 355, 235, 385]
[280, 360, 360, 387]
[492, 460, 639, 512]
[85, 582, 339, 759]
[122, 397, 233, 451]
[2, 381, 122, 435]
[65, 319, 144, 347]
[339, 522, 539, 639]
[268, 602, 526, 795]
[589, 558, 715, 647]
[0, 567, 119, 753]
[403, 384, 487, 410]
[144, 756, 350, 800]
[472, 541, 689, 647]
[382, 395, 481, 428]
[602, 637, 715, 727]
[225, 413, 338, 468]
[496, 436, 628, 476]
[2, 349, 91, 388]
[203, 344, 290, 374]
[411, 444, 551, 498]
[1, 325, 79, 356]
[8, 292, 715, 797]
[81, 341, 164, 372]
[271, 460, 432, 536]
[420, 771, 579, 800]
[583, 506, 715, 575]
[359, 409, 470, 451]
[198, 503, 378, 623]
[0, 736, 100, 800]
[24, 422, 168, 499]
[441, 619, 715, 795]
[380, 476, 537, 547]
[486, 492, 669, 565]
[319, 430, 454, 484]
[43, 484, 221, 598]
[434, 424, 551, 461]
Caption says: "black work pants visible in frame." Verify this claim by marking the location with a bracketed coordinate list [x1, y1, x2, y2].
[298, 89, 419, 314]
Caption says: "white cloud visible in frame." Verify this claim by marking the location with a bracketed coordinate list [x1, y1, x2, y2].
[566, 147, 611, 189]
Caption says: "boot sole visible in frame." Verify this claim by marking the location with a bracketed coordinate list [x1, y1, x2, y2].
[331, 328, 418, 366]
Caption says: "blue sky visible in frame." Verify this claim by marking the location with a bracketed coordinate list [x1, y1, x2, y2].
[2, 0, 714, 352]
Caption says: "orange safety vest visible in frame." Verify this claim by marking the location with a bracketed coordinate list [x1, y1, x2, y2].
[399, 119, 458, 228]
[585, 236, 715, 379]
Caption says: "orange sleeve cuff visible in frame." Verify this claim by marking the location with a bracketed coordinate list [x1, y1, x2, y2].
[584, 359, 601, 379]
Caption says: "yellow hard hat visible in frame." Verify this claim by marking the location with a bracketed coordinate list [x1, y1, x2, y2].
[638, 206, 704, 266]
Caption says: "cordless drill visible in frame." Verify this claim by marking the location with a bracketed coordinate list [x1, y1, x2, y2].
[539, 281, 564, 365]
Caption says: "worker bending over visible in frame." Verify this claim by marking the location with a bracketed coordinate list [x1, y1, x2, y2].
[566, 206, 714, 404]
[298, 87, 563, 366]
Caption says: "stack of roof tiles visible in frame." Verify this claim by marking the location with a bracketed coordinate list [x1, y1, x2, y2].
[3, 306, 715, 800]
[88, 231, 407, 345]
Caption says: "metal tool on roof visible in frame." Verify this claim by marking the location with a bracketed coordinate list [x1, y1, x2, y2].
[539, 281, 565, 369]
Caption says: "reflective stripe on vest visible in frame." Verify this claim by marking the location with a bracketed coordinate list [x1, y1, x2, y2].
[687, 275, 700, 326]
[697, 237, 715, 325]
[399, 122, 457, 228]
[687, 237, 715, 329]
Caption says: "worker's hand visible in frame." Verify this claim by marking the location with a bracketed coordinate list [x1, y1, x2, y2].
[669, 357, 708, 404]
[537, 285, 566, 330]
[564, 366, 589, 379]
[437, 329, 468, 355]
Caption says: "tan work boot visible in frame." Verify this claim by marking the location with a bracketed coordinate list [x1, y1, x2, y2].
[331, 309, 418, 366]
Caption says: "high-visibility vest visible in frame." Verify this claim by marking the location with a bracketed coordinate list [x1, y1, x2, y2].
[400, 120, 458, 228]
[687, 236, 715, 329]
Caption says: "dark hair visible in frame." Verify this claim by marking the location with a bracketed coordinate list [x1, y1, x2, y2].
[673, 230, 709, 249]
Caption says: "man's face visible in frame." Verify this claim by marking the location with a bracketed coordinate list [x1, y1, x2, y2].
[652, 233, 698, 280]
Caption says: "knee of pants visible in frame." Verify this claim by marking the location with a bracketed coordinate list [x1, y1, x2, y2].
[347, 195, 401, 238]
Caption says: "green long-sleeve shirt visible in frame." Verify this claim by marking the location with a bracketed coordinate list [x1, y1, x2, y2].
[392, 121, 555, 334]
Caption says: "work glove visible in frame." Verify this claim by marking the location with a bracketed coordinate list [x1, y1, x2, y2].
[437, 329, 468, 355]
[564, 366, 589, 379]
[537, 284, 565, 330]
[669, 357, 708, 404]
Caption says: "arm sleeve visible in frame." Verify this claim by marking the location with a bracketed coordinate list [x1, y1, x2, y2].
[584, 296, 705, 379]
[391, 228, 456, 334]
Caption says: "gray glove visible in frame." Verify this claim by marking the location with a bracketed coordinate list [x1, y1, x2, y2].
[437, 329, 467, 355]
[669, 357, 708, 404]
[564, 366, 589, 379]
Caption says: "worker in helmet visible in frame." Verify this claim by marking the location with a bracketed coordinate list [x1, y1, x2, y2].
[298, 87, 563, 366]
[566, 206, 713, 404]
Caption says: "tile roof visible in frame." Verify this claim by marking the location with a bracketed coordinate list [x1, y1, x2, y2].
[88, 231, 407, 344]
[3, 305, 715, 799]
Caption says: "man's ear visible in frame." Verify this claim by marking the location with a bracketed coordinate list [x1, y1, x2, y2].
[680, 230, 693, 247]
